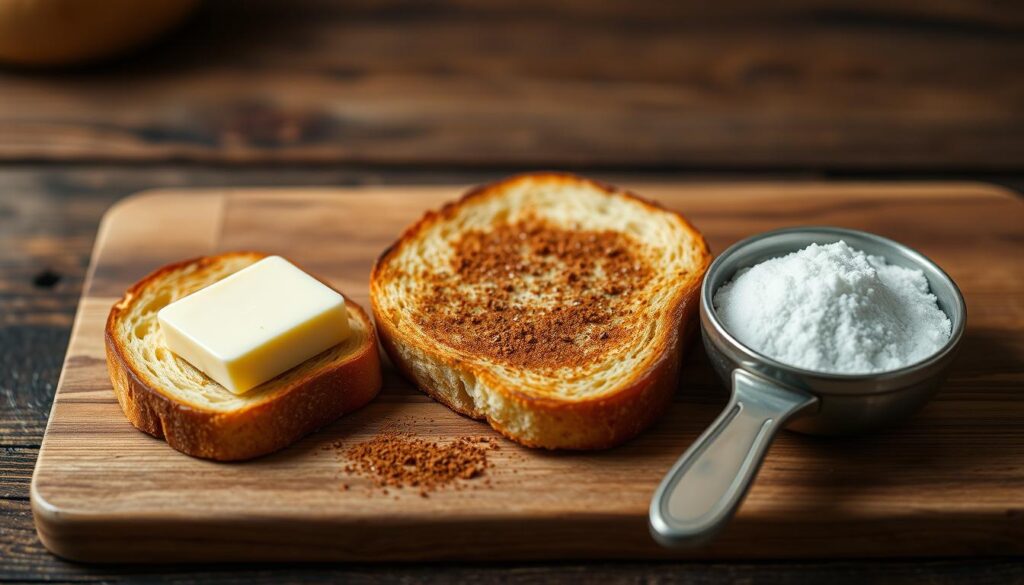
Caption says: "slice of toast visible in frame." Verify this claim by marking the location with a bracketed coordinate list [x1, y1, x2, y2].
[105, 251, 382, 461]
[371, 173, 711, 449]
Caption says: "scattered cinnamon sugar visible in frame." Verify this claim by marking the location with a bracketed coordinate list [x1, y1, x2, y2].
[340, 429, 499, 496]
[415, 216, 652, 369]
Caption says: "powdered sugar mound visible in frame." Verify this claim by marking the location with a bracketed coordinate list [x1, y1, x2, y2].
[713, 241, 951, 374]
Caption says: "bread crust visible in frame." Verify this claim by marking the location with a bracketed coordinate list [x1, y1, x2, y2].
[105, 253, 382, 461]
[371, 173, 710, 449]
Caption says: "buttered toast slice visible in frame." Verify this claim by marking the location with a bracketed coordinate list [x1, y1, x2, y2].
[371, 173, 711, 449]
[105, 252, 382, 461]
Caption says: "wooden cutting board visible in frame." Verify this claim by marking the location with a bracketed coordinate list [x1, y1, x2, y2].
[31, 182, 1024, 562]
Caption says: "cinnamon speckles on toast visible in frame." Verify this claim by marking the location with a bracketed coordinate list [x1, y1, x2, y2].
[415, 215, 653, 369]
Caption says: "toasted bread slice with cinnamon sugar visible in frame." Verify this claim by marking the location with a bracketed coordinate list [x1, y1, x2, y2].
[105, 252, 382, 461]
[371, 173, 711, 449]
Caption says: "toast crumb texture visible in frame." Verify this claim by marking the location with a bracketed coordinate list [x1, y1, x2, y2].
[371, 173, 710, 449]
[105, 251, 382, 461]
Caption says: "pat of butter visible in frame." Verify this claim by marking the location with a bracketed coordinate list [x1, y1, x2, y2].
[157, 256, 350, 394]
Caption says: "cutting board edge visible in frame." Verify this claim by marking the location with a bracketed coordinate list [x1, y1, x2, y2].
[31, 490, 1024, 563]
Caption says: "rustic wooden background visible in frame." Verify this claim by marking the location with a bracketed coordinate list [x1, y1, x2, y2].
[1, 0, 1022, 582]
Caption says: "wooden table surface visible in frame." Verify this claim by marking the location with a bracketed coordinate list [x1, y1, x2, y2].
[1, 0, 1022, 582]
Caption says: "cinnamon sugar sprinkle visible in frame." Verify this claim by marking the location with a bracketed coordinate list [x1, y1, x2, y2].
[414, 216, 653, 369]
[339, 430, 499, 497]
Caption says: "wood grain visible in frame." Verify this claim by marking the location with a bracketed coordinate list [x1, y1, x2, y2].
[0, 0, 1021, 169]
[29, 182, 1024, 562]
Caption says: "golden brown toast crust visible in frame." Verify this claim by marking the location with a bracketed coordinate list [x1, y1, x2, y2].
[105, 253, 382, 461]
[371, 173, 711, 449]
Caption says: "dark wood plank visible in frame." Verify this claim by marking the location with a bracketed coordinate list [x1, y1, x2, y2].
[0, 446, 36, 499]
[0, 0, 1020, 169]
[0, 171, 115, 446]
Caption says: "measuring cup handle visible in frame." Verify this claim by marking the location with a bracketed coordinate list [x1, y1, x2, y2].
[649, 369, 818, 547]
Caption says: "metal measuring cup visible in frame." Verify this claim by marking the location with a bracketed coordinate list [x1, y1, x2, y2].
[649, 227, 966, 547]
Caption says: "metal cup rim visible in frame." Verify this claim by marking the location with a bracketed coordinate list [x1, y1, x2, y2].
[700, 226, 967, 392]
